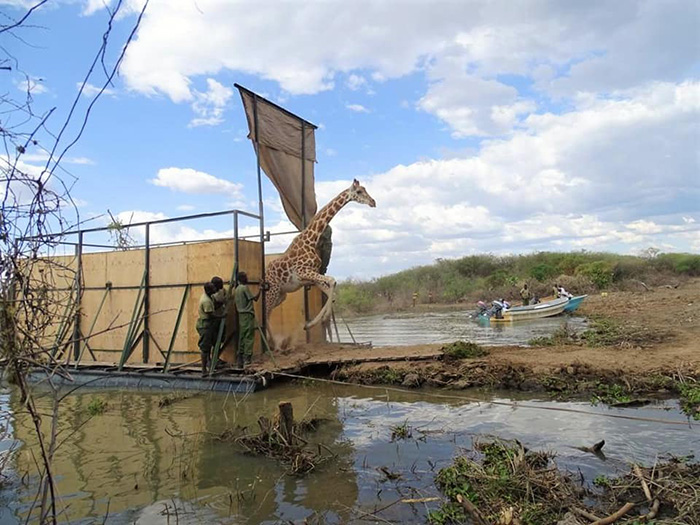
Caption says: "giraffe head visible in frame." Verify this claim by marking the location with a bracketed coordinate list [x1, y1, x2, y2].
[346, 179, 376, 208]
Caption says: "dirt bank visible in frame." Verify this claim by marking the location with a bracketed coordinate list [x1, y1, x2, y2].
[256, 279, 699, 414]
[265, 279, 698, 372]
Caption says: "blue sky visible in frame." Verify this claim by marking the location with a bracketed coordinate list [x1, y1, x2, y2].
[2, 0, 699, 278]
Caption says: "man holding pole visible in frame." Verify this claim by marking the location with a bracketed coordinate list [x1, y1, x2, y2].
[234, 272, 263, 368]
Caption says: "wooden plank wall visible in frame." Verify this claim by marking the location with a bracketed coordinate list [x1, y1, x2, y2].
[82, 239, 263, 365]
[30, 239, 326, 367]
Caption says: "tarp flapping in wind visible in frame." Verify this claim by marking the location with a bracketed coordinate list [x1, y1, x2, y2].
[237, 86, 318, 230]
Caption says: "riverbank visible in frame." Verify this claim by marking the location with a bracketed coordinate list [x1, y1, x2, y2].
[260, 279, 699, 417]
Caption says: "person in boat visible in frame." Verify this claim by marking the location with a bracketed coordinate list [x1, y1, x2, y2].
[196, 281, 218, 376]
[558, 286, 573, 299]
[519, 283, 531, 306]
[234, 271, 263, 368]
[552, 283, 560, 298]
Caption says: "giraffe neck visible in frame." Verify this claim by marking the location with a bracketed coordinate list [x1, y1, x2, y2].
[303, 191, 350, 242]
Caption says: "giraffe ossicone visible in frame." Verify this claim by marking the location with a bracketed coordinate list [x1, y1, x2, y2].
[264, 179, 376, 335]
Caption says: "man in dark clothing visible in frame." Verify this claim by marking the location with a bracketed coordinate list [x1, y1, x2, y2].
[234, 272, 262, 368]
[196, 281, 218, 376]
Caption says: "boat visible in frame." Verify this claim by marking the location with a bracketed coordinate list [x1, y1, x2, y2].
[563, 294, 587, 313]
[484, 296, 570, 323]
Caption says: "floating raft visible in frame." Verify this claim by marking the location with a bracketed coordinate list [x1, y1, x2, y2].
[26, 363, 264, 394]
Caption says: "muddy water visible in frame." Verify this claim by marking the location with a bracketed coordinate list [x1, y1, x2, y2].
[1, 383, 697, 524]
[343, 310, 587, 346]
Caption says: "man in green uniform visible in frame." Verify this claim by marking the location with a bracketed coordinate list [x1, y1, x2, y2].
[234, 272, 262, 368]
[197, 281, 218, 376]
[519, 283, 531, 306]
[210, 276, 228, 367]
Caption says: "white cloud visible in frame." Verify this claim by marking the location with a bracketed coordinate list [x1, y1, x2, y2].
[308, 81, 700, 278]
[119, 2, 697, 108]
[17, 151, 96, 166]
[346, 74, 367, 91]
[346, 103, 370, 113]
[15, 77, 48, 95]
[82, 0, 108, 16]
[188, 78, 233, 127]
[113, 210, 233, 245]
[418, 72, 534, 136]
[177, 204, 195, 211]
[149, 167, 243, 197]
[79, 82, 117, 98]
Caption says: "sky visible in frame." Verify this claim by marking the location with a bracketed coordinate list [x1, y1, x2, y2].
[2, 0, 699, 279]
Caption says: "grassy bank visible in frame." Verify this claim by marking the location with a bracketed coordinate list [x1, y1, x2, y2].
[336, 251, 700, 315]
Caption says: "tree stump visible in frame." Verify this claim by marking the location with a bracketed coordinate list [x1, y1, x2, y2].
[278, 401, 294, 445]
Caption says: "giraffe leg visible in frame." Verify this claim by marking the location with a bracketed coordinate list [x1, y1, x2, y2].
[295, 271, 336, 329]
[263, 285, 285, 350]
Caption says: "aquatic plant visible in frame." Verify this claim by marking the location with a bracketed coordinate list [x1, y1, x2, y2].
[390, 420, 412, 441]
[430, 439, 569, 525]
[430, 439, 700, 524]
[590, 383, 633, 406]
[86, 398, 107, 416]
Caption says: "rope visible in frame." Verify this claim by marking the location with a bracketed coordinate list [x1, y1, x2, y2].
[270, 371, 694, 428]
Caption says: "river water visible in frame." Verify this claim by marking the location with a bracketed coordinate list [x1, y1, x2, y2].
[341, 310, 587, 346]
[0, 383, 697, 524]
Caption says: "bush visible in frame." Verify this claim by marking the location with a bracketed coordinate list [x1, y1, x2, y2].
[485, 270, 517, 290]
[530, 263, 557, 282]
[575, 261, 614, 289]
[336, 282, 375, 313]
[654, 253, 700, 276]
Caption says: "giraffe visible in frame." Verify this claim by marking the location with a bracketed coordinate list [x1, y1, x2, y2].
[264, 179, 376, 332]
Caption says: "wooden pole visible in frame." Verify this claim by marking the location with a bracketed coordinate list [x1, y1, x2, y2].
[278, 401, 294, 445]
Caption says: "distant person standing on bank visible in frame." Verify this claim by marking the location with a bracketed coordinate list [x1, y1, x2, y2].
[519, 283, 531, 306]
[234, 272, 262, 368]
[197, 281, 218, 376]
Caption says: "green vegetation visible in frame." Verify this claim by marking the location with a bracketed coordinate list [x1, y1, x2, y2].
[582, 315, 671, 348]
[86, 398, 107, 416]
[593, 474, 611, 488]
[335, 250, 700, 314]
[430, 439, 568, 525]
[390, 420, 412, 441]
[590, 383, 632, 406]
[679, 382, 700, 420]
[364, 366, 404, 385]
[528, 323, 579, 346]
[441, 341, 489, 360]
[431, 441, 700, 524]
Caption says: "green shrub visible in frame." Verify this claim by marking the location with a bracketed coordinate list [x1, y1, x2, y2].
[336, 281, 375, 313]
[575, 260, 614, 289]
[86, 397, 107, 416]
[530, 263, 557, 282]
[654, 253, 700, 276]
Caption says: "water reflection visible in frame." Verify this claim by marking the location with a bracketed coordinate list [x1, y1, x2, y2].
[344, 310, 587, 346]
[2, 383, 697, 524]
